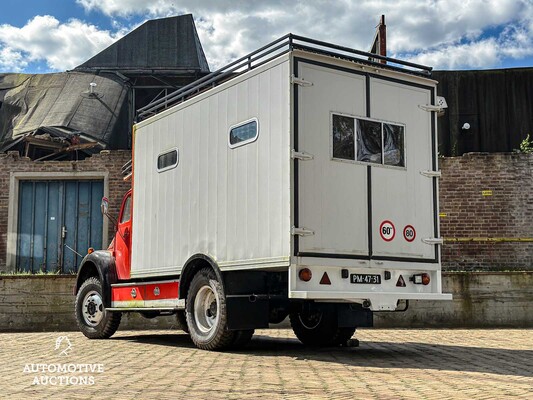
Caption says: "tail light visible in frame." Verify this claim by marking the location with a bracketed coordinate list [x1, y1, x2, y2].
[411, 273, 430, 285]
[298, 268, 312, 282]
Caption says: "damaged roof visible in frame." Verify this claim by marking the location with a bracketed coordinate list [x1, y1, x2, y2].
[76, 14, 210, 74]
[0, 71, 129, 152]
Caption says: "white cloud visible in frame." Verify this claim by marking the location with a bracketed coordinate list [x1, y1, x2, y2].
[76, 0, 533, 70]
[0, 15, 123, 72]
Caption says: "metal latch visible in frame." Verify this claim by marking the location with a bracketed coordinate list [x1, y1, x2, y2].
[290, 75, 313, 87]
[418, 96, 448, 113]
[420, 170, 441, 178]
[291, 150, 314, 161]
[291, 226, 315, 236]
[422, 238, 444, 245]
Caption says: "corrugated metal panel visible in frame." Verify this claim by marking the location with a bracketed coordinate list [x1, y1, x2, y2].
[131, 56, 291, 277]
[16, 180, 103, 273]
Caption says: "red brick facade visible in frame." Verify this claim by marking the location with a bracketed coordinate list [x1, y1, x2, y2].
[0, 151, 531, 272]
[439, 153, 533, 271]
[0, 151, 131, 271]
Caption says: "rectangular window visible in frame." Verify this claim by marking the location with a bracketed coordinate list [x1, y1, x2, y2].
[332, 114, 355, 160]
[157, 148, 178, 172]
[331, 113, 405, 168]
[229, 118, 259, 148]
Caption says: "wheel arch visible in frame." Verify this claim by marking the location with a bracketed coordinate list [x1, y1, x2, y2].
[75, 250, 118, 307]
[179, 254, 224, 301]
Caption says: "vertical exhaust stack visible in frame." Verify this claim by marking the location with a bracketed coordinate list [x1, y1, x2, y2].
[369, 15, 387, 64]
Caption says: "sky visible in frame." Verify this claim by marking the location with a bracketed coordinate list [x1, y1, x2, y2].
[0, 0, 532, 74]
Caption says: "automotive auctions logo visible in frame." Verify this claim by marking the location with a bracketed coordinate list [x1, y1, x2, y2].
[23, 336, 105, 386]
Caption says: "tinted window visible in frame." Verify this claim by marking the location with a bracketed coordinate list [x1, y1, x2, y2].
[332, 114, 355, 160]
[157, 149, 178, 171]
[229, 120, 258, 147]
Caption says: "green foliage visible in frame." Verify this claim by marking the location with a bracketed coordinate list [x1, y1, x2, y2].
[519, 134, 533, 153]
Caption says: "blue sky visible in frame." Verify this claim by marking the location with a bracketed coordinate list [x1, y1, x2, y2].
[1, 0, 532, 74]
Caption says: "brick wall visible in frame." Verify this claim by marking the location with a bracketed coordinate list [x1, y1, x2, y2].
[0, 150, 131, 271]
[439, 153, 533, 271]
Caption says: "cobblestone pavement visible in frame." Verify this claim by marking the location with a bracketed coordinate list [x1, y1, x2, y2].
[1, 328, 531, 399]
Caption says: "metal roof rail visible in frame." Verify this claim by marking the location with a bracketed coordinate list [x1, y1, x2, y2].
[136, 34, 432, 121]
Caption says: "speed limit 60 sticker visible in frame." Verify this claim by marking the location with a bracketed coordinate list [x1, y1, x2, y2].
[379, 220, 395, 241]
[403, 225, 416, 242]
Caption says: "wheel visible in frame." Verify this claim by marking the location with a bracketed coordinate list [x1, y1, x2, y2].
[75, 277, 121, 339]
[289, 309, 355, 347]
[176, 310, 189, 333]
[231, 329, 255, 348]
[185, 268, 235, 350]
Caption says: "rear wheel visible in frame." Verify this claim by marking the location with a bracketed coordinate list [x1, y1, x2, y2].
[290, 309, 355, 347]
[75, 277, 121, 339]
[185, 268, 235, 350]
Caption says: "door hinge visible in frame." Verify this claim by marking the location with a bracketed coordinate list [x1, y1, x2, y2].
[291, 226, 315, 236]
[420, 170, 441, 178]
[291, 149, 314, 161]
[290, 75, 313, 87]
[418, 96, 448, 113]
[422, 238, 444, 245]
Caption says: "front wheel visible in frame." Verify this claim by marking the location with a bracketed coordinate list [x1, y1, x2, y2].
[289, 309, 355, 347]
[185, 268, 235, 350]
[75, 277, 121, 339]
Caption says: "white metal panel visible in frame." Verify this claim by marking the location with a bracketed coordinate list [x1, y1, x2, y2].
[370, 78, 436, 259]
[131, 58, 291, 277]
[297, 63, 368, 256]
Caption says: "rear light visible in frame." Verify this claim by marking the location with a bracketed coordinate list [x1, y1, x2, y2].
[87, 247, 94, 254]
[298, 268, 312, 282]
[411, 273, 430, 285]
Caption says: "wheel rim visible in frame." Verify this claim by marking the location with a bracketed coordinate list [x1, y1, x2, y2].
[193, 284, 219, 335]
[82, 290, 104, 327]
[299, 311, 323, 330]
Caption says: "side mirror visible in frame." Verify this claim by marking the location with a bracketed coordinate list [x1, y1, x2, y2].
[101, 197, 109, 215]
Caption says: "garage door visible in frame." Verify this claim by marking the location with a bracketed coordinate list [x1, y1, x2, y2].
[16, 180, 104, 273]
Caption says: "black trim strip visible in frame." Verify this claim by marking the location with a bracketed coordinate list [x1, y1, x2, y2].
[367, 165, 373, 257]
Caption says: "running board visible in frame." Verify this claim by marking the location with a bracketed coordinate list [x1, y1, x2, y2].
[106, 307, 178, 312]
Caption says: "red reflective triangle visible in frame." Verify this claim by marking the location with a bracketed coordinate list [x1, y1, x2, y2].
[320, 272, 331, 285]
[396, 275, 406, 287]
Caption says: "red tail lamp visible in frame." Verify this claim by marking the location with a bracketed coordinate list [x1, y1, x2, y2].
[298, 268, 312, 282]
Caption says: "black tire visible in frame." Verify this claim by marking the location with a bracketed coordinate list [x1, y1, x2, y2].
[231, 329, 255, 348]
[289, 309, 355, 347]
[75, 277, 121, 339]
[185, 268, 235, 350]
[176, 310, 189, 333]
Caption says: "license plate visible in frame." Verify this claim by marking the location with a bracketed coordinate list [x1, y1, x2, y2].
[350, 274, 381, 284]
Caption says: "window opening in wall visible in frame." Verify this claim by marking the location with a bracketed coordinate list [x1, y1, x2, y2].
[229, 118, 259, 148]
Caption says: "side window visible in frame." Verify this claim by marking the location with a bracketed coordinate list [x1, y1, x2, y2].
[157, 148, 178, 172]
[229, 119, 259, 148]
[332, 113, 405, 168]
[120, 195, 132, 223]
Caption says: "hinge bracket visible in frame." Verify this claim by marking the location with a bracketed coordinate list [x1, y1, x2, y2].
[420, 170, 441, 178]
[291, 75, 313, 87]
[291, 226, 315, 236]
[291, 149, 314, 161]
[418, 96, 448, 113]
[422, 238, 444, 245]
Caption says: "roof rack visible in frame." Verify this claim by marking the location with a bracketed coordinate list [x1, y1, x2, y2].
[136, 33, 432, 120]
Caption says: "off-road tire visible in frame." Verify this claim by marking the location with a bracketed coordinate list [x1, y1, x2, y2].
[290, 310, 355, 347]
[185, 268, 235, 350]
[75, 277, 121, 339]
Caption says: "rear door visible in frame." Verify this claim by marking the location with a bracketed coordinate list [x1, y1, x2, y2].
[294, 58, 438, 262]
[295, 61, 369, 258]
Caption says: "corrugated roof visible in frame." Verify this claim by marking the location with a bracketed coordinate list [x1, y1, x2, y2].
[75, 14, 209, 73]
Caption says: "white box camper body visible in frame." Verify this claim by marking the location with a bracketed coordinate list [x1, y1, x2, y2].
[131, 49, 451, 311]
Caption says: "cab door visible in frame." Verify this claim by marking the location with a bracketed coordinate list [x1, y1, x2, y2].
[115, 191, 132, 279]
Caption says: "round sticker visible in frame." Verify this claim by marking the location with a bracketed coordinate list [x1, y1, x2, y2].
[379, 220, 395, 242]
[403, 225, 416, 242]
